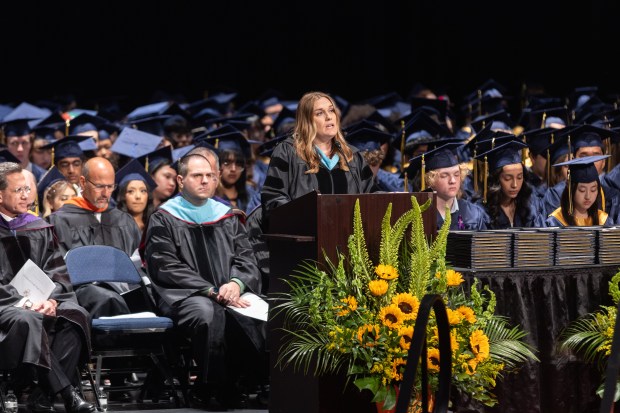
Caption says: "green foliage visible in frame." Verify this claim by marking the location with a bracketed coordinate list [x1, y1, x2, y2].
[274, 196, 537, 410]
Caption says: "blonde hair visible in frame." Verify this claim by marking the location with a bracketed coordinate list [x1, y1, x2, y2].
[42, 180, 75, 218]
[425, 163, 470, 198]
[293, 91, 353, 173]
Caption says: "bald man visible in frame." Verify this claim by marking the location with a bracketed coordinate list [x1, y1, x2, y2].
[48, 157, 141, 317]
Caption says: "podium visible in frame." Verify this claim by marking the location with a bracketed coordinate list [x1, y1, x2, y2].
[265, 191, 437, 413]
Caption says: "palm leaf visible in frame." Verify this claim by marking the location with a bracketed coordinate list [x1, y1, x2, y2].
[485, 316, 539, 368]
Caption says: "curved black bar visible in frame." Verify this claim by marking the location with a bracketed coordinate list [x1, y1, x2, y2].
[395, 294, 451, 413]
[599, 297, 620, 413]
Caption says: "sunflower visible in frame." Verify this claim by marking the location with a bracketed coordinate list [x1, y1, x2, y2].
[465, 358, 478, 375]
[392, 357, 407, 381]
[436, 269, 465, 286]
[379, 304, 404, 329]
[456, 305, 476, 324]
[398, 325, 414, 350]
[470, 329, 490, 362]
[450, 330, 459, 354]
[446, 308, 463, 325]
[357, 324, 380, 347]
[375, 264, 399, 280]
[369, 279, 389, 296]
[427, 348, 440, 372]
[392, 293, 420, 320]
[336, 296, 358, 316]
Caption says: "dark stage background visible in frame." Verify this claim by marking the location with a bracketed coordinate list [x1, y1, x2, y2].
[3, 1, 620, 117]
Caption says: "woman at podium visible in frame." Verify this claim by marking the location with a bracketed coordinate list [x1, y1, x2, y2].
[261, 91, 377, 216]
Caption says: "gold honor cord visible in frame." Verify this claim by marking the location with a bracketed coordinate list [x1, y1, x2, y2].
[601, 187, 606, 213]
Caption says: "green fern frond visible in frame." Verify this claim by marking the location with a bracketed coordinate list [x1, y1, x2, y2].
[407, 196, 432, 297]
[276, 327, 348, 375]
[378, 203, 393, 265]
[348, 199, 373, 284]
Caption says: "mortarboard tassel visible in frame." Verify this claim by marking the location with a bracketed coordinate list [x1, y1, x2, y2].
[145, 156, 149, 173]
[605, 137, 612, 173]
[399, 120, 408, 192]
[215, 138, 219, 149]
[546, 132, 554, 187]
[420, 154, 426, 191]
[540, 111, 547, 129]
[521, 133, 527, 164]
[567, 135, 572, 160]
[473, 149, 478, 194]
[50, 148, 55, 169]
[65, 118, 70, 136]
[568, 169, 573, 216]
[482, 155, 488, 204]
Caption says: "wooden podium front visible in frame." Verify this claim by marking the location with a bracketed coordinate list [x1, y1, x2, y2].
[265, 191, 436, 413]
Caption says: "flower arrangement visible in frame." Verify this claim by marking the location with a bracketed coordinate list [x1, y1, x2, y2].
[274, 196, 538, 411]
[559, 270, 620, 400]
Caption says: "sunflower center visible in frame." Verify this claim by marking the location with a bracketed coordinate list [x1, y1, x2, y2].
[399, 303, 413, 314]
[386, 314, 398, 323]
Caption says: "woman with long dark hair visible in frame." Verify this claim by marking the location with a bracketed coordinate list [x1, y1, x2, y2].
[115, 159, 157, 234]
[546, 155, 614, 227]
[474, 140, 544, 228]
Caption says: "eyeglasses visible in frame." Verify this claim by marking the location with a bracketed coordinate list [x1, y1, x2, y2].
[221, 160, 245, 170]
[8, 186, 32, 195]
[86, 178, 117, 191]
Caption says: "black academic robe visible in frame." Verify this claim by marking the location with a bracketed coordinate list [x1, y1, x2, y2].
[47, 203, 141, 317]
[144, 206, 264, 385]
[437, 199, 489, 231]
[0, 216, 91, 374]
[261, 137, 377, 216]
[479, 195, 545, 229]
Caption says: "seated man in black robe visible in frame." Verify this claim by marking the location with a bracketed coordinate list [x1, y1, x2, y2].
[0, 161, 95, 413]
[144, 151, 267, 409]
[48, 156, 141, 318]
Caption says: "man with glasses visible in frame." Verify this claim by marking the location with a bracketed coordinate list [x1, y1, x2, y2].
[48, 157, 141, 318]
[0, 161, 95, 413]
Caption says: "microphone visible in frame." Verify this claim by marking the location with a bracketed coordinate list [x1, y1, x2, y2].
[334, 140, 362, 193]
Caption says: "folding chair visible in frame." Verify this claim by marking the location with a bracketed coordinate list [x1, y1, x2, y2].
[65, 245, 185, 408]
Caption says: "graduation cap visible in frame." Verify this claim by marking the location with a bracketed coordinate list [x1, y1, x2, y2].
[553, 154, 611, 214]
[111, 127, 163, 159]
[520, 127, 559, 157]
[257, 134, 288, 158]
[410, 97, 449, 122]
[271, 106, 296, 135]
[394, 112, 452, 155]
[192, 107, 223, 125]
[136, 145, 174, 174]
[36, 166, 66, 205]
[365, 110, 398, 133]
[67, 113, 108, 135]
[0, 118, 34, 137]
[475, 140, 528, 202]
[41, 135, 93, 165]
[559, 124, 620, 153]
[332, 94, 350, 119]
[0, 148, 20, 163]
[465, 78, 510, 103]
[405, 142, 461, 187]
[186, 93, 238, 116]
[125, 101, 187, 122]
[115, 158, 157, 191]
[470, 110, 514, 134]
[127, 115, 170, 137]
[163, 114, 192, 135]
[525, 106, 569, 130]
[344, 127, 393, 152]
[2, 102, 51, 126]
[198, 131, 256, 159]
[193, 124, 241, 143]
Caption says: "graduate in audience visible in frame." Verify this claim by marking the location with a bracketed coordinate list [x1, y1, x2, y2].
[407, 142, 488, 230]
[546, 155, 614, 227]
[114, 159, 157, 235]
[474, 140, 545, 228]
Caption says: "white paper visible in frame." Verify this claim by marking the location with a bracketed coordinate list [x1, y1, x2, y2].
[10, 259, 55, 305]
[99, 311, 157, 319]
[227, 292, 269, 321]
